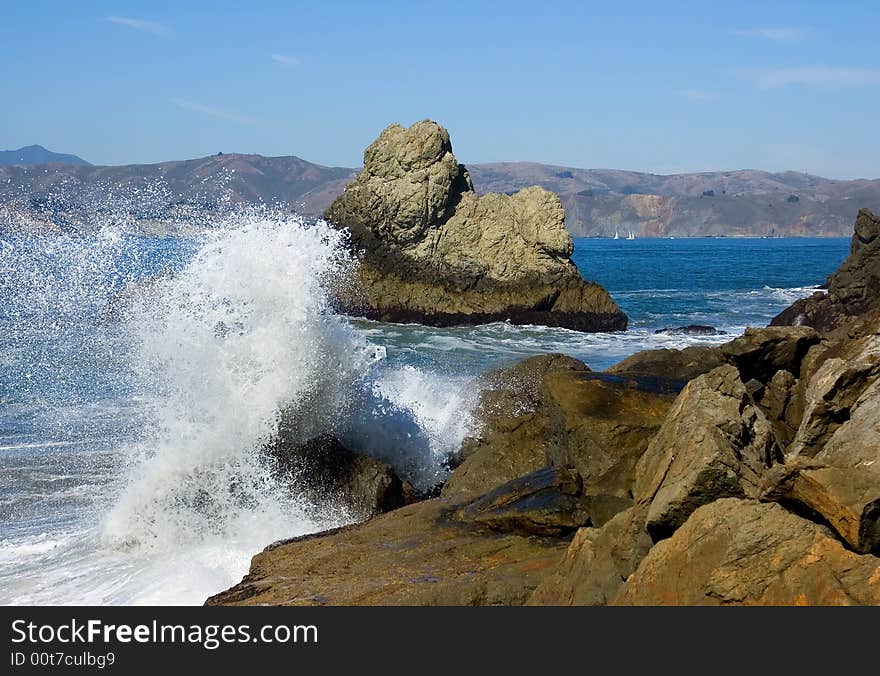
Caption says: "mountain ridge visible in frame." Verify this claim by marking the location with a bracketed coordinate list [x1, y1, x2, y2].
[2, 150, 878, 236]
[0, 144, 91, 166]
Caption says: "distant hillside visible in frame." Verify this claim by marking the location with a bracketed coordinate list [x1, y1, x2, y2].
[466, 164, 880, 237]
[1, 150, 877, 237]
[0, 144, 90, 166]
[0, 153, 354, 233]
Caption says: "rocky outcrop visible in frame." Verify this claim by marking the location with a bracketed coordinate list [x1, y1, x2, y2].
[606, 326, 820, 399]
[608, 326, 819, 384]
[325, 120, 627, 331]
[635, 365, 778, 540]
[528, 505, 653, 605]
[613, 499, 880, 605]
[442, 354, 676, 499]
[212, 317, 880, 605]
[530, 332, 825, 604]
[761, 333, 880, 554]
[772, 208, 880, 332]
[211, 353, 675, 607]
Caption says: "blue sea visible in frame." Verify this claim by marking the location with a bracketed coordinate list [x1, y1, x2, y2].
[0, 218, 849, 605]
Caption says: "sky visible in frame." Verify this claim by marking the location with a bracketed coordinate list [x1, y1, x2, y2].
[1, 1, 878, 178]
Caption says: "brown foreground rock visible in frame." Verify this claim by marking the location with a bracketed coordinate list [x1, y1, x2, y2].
[635, 364, 778, 540]
[528, 505, 653, 605]
[205, 496, 568, 606]
[442, 354, 676, 499]
[613, 499, 880, 605]
[787, 334, 880, 458]
[529, 362, 786, 605]
[325, 120, 627, 331]
[762, 333, 880, 553]
[209, 208, 880, 607]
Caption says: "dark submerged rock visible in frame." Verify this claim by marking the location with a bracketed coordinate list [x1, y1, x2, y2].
[269, 434, 411, 520]
[451, 466, 632, 536]
[654, 324, 724, 336]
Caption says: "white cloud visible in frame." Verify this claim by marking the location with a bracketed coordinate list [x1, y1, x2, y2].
[105, 16, 170, 37]
[735, 66, 880, 90]
[272, 54, 301, 66]
[171, 98, 254, 124]
[730, 27, 809, 41]
[678, 90, 718, 101]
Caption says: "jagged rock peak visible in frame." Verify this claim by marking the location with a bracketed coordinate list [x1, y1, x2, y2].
[325, 120, 627, 332]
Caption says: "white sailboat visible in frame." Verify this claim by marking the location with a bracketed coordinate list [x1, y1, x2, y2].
[626, 229, 635, 240]
[613, 227, 619, 240]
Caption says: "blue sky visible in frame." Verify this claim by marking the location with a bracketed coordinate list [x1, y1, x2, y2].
[1, 1, 878, 178]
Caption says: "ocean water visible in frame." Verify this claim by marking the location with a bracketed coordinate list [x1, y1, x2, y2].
[0, 216, 849, 605]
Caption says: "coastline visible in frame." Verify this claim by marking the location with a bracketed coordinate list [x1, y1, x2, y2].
[207, 210, 880, 606]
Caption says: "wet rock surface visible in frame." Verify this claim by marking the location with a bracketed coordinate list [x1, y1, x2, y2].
[654, 324, 724, 336]
[205, 496, 569, 606]
[442, 354, 676, 499]
[269, 434, 412, 521]
[451, 466, 632, 536]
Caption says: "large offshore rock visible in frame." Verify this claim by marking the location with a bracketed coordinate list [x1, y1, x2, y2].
[442, 355, 675, 499]
[613, 499, 880, 605]
[772, 208, 880, 332]
[325, 120, 627, 331]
